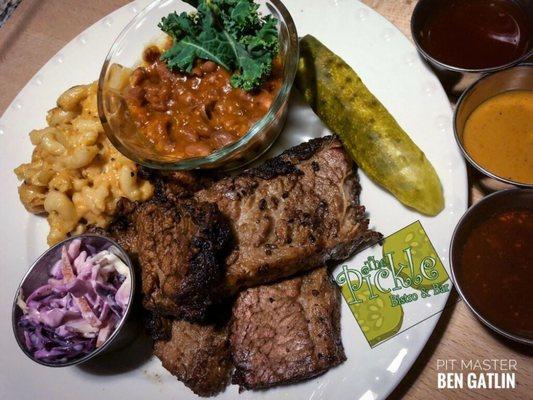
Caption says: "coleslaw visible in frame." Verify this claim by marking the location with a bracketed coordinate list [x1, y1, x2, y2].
[17, 238, 131, 364]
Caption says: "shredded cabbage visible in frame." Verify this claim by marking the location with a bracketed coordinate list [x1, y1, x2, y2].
[17, 238, 131, 364]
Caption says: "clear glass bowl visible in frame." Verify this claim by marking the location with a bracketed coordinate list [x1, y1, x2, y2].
[98, 0, 298, 170]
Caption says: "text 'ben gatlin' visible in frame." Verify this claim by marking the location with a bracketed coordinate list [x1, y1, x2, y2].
[436, 359, 517, 389]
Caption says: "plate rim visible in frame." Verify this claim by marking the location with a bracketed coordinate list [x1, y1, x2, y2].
[0, 1, 468, 399]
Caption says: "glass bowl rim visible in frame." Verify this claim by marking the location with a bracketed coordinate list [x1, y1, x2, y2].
[97, 0, 299, 170]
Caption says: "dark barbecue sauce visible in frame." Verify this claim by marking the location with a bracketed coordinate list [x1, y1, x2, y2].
[457, 210, 533, 339]
[418, 0, 531, 69]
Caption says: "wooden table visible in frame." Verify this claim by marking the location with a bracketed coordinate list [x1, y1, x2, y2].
[1, 1, 531, 399]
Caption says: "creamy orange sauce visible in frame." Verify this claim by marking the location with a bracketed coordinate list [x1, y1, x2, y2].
[463, 90, 533, 184]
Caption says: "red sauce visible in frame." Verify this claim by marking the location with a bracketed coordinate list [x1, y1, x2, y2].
[457, 209, 533, 339]
[418, 0, 531, 69]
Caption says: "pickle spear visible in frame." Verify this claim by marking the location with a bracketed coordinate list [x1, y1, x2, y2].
[296, 35, 444, 216]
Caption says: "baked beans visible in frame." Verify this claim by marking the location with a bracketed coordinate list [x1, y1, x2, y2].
[123, 47, 282, 159]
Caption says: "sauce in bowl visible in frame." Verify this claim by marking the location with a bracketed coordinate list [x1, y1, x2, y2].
[463, 90, 533, 185]
[455, 209, 533, 340]
[417, 0, 531, 69]
[123, 47, 282, 159]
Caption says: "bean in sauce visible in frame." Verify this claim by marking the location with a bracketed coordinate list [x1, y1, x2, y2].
[123, 46, 282, 159]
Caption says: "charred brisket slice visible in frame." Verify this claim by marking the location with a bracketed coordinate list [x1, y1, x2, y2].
[103, 136, 378, 322]
[105, 195, 231, 322]
[150, 268, 345, 396]
[229, 267, 345, 390]
[196, 135, 380, 294]
[153, 317, 233, 397]
[137, 168, 213, 203]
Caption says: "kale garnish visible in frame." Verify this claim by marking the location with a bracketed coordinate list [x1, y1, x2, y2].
[158, 0, 279, 91]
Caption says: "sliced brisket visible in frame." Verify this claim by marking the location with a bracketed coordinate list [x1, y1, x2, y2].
[153, 318, 233, 397]
[196, 136, 380, 294]
[103, 136, 378, 323]
[106, 194, 231, 322]
[229, 267, 345, 390]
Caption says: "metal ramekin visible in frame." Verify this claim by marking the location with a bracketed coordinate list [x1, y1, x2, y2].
[411, 0, 533, 96]
[453, 63, 533, 188]
[450, 188, 533, 345]
[12, 234, 137, 367]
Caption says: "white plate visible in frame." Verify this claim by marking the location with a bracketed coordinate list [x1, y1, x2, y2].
[0, 1, 468, 399]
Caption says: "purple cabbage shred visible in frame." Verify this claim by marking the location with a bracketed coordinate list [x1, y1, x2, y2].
[17, 239, 131, 364]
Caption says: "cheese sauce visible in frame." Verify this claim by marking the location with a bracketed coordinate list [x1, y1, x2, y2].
[463, 90, 533, 184]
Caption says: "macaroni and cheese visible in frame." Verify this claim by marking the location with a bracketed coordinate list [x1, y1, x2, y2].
[14, 82, 153, 245]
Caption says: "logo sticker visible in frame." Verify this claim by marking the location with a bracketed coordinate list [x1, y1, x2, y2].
[333, 221, 451, 347]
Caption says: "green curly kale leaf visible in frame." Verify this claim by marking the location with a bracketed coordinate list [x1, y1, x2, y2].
[158, 0, 279, 91]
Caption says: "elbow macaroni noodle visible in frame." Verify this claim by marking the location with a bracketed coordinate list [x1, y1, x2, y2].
[14, 82, 154, 245]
